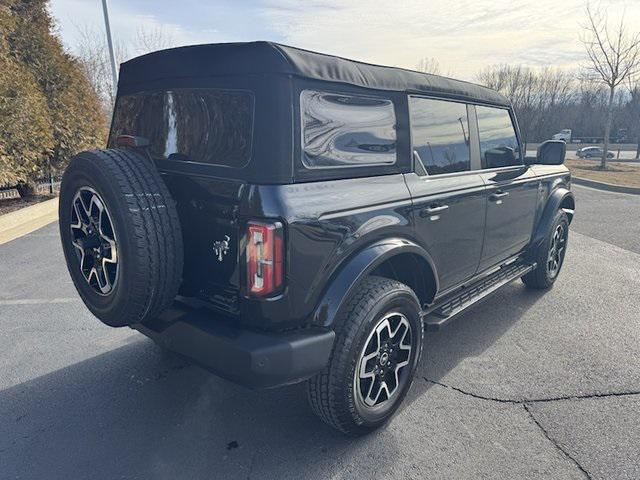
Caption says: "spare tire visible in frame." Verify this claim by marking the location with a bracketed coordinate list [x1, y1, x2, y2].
[59, 149, 183, 327]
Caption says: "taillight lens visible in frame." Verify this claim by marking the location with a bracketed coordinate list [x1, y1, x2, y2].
[246, 221, 284, 297]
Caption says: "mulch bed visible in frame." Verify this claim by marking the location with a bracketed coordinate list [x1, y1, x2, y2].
[565, 159, 640, 188]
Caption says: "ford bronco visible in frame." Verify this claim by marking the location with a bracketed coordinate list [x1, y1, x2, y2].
[59, 42, 575, 435]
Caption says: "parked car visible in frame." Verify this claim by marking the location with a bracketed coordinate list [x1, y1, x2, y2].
[58, 42, 575, 435]
[577, 146, 615, 159]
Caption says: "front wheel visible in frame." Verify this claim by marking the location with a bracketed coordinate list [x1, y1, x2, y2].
[307, 276, 423, 435]
[522, 210, 569, 289]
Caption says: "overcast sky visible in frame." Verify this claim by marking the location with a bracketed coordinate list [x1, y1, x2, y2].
[49, 0, 640, 80]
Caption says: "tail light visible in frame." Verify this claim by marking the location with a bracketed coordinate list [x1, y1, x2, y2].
[246, 220, 284, 297]
[115, 135, 150, 148]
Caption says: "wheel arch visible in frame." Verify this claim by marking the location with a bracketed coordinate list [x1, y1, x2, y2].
[309, 238, 438, 328]
[531, 187, 574, 252]
[559, 193, 575, 222]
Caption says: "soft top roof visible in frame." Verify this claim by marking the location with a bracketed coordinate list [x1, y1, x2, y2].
[119, 41, 510, 107]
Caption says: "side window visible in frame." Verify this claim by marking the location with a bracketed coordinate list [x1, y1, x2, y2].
[476, 106, 521, 169]
[409, 97, 470, 175]
[300, 90, 397, 168]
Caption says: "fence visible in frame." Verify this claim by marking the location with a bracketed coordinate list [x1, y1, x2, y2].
[0, 178, 62, 200]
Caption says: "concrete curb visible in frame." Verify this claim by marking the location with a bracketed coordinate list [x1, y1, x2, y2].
[0, 197, 59, 245]
[572, 176, 640, 195]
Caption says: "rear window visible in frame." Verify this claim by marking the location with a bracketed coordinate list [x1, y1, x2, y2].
[109, 89, 254, 168]
[300, 90, 397, 168]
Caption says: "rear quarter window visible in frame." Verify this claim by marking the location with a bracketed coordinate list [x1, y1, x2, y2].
[109, 89, 254, 168]
[300, 90, 397, 168]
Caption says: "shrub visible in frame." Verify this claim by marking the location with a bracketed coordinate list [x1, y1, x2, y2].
[0, 0, 106, 194]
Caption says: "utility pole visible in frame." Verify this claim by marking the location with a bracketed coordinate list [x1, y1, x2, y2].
[101, 0, 118, 96]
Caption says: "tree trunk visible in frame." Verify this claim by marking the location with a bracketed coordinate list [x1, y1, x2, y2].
[602, 85, 615, 170]
[16, 180, 37, 198]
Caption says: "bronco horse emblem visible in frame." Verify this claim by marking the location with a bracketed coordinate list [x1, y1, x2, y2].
[212, 235, 231, 262]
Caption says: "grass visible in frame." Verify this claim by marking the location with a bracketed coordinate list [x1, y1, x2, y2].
[565, 158, 640, 188]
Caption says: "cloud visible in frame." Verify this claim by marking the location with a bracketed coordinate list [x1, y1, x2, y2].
[49, 0, 640, 79]
[259, 0, 640, 78]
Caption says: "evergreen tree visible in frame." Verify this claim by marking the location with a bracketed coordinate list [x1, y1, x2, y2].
[0, 0, 105, 196]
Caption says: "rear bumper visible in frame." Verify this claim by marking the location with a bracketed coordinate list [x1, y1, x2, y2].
[133, 301, 335, 389]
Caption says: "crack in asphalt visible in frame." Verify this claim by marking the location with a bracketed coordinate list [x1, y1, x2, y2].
[522, 404, 593, 480]
[423, 378, 640, 479]
[424, 378, 640, 404]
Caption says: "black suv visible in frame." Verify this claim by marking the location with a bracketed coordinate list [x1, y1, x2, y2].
[59, 42, 575, 435]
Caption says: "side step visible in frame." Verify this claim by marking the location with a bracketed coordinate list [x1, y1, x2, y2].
[422, 261, 536, 331]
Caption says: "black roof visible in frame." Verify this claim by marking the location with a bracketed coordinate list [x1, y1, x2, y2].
[119, 41, 510, 107]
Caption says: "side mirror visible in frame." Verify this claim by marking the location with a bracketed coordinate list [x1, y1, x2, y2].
[532, 140, 566, 165]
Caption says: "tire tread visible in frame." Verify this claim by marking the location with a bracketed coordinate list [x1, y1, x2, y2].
[307, 276, 422, 435]
[61, 148, 183, 326]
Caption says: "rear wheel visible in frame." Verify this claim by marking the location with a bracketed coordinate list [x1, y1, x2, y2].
[307, 276, 423, 435]
[59, 149, 183, 327]
[522, 210, 569, 289]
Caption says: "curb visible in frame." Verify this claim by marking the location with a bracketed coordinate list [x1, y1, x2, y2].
[0, 197, 59, 245]
[572, 176, 640, 195]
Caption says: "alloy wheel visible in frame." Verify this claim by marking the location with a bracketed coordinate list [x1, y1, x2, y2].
[354, 311, 413, 409]
[547, 223, 566, 278]
[70, 187, 119, 295]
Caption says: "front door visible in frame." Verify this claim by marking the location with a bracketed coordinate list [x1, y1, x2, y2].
[478, 167, 539, 270]
[474, 105, 539, 271]
[406, 97, 486, 291]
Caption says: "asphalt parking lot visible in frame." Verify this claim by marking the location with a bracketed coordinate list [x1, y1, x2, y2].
[1, 185, 639, 480]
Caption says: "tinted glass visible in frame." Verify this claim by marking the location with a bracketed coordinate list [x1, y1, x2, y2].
[110, 89, 253, 168]
[476, 106, 521, 168]
[301, 90, 396, 168]
[409, 97, 470, 175]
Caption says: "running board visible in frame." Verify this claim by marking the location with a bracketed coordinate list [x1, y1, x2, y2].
[422, 261, 536, 331]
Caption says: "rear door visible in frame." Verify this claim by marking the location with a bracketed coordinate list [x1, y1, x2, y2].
[473, 105, 539, 271]
[109, 88, 255, 313]
[405, 97, 486, 291]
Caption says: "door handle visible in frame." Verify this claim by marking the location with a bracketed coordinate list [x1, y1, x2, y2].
[420, 205, 449, 217]
[489, 191, 509, 201]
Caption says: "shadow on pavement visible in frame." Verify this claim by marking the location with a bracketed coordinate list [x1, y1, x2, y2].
[0, 284, 546, 480]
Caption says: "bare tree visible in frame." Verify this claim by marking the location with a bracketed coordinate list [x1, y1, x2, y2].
[75, 24, 129, 116]
[626, 78, 640, 159]
[74, 24, 175, 118]
[477, 65, 575, 148]
[134, 25, 174, 56]
[581, 3, 640, 168]
[415, 57, 441, 75]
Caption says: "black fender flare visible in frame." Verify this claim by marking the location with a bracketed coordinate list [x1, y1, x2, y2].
[309, 238, 438, 328]
[530, 187, 575, 252]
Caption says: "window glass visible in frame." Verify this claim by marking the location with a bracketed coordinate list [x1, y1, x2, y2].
[409, 97, 470, 175]
[300, 90, 396, 168]
[109, 89, 254, 168]
[476, 106, 521, 168]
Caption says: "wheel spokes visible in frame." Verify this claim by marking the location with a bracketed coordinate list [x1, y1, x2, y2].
[547, 224, 567, 277]
[69, 187, 118, 295]
[356, 312, 413, 408]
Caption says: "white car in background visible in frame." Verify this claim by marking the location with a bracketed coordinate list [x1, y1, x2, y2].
[552, 129, 572, 142]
